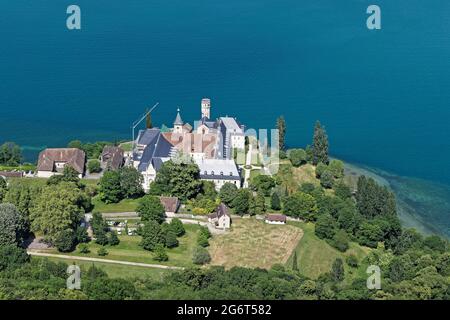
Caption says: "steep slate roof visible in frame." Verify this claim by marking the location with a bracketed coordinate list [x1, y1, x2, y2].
[208, 203, 230, 219]
[101, 146, 124, 170]
[159, 196, 180, 213]
[174, 109, 184, 125]
[136, 128, 160, 146]
[37, 148, 85, 174]
[136, 129, 173, 172]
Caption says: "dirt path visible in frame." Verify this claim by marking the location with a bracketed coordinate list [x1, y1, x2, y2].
[27, 251, 184, 270]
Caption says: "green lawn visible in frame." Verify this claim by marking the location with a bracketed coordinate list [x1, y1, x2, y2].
[33, 256, 171, 280]
[46, 224, 202, 268]
[92, 196, 141, 213]
[119, 141, 133, 152]
[286, 221, 370, 281]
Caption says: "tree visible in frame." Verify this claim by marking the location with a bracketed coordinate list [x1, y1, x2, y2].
[282, 192, 318, 221]
[95, 230, 109, 246]
[315, 162, 327, 178]
[312, 121, 329, 165]
[332, 230, 350, 252]
[140, 220, 166, 251]
[333, 180, 352, 200]
[197, 232, 210, 247]
[346, 255, 358, 268]
[99, 170, 123, 204]
[137, 195, 165, 223]
[153, 244, 168, 262]
[201, 181, 218, 200]
[320, 170, 334, 189]
[55, 229, 76, 252]
[30, 182, 85, 243]
[192, 246, 211, 265]
[219, 183, 238, 206]
[250, 175, 275, 196]
[0, 177, 7, 202]
[47, 166, 81, 186]
[108, 231, 120, 246]
[231, 189, 252, 215]
[337, 206, 360, 234]
[152, 160, 202, 201]
[0, 245, 29, 271]
[67, 140, 83, 149]
[328, 160, 344, 178]
[356, 176, 396, 219]
[423, 235, 447, 253]
[87, 159, 102, 173]
[292, 251, 299, 271]
[249, 193, 266, 215]
[357, 222, 384, 248]
[75, 226, 90, 243]
[288, 149, 307, 167]
[0, 203, 28, 246]
[165, 230, 179, 248]
[276, 116, 286, 151]
[270, 192, 281, 211]
[0, 142, 22, 166]
[119, 166, 144, 198]
[169, 218, 185, 236]
[331, 258, 345, 282]
[315, 214, 337, 240]
[79, 243, 90, 254]
[90, 211, 108, 236]
[97, 247, 108, 256]
[146, 108, 152, 129]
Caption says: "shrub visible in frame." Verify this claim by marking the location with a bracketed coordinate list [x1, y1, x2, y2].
[95, 230, 109, 246]
[107, 231, 120, 246]
[0, 245, 30, 271]
[288, 149, 307, 167]
[75, 226, 90, 243]
[97, 247, 108, 256]
[153, 244, 168, 262]
[328, 160, 344, 178]
[315, 162, 327, 178]
[332, 230, 350, 252]
[192, 246, 211, 265]
[169, 218, 185, 237]
[87, 159, 102, 173]
[55, 229, 76, 252]
[165, 231, 179, 248]
[137, 195, 165, 223]
[78, 243, 90, 254]
[270, 192, 281, 211]
[346, 255, 358, 268]
[320, 170, 334, 189]
[197, 233, 209, 247]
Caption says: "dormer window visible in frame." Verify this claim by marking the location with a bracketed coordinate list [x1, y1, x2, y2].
[229, 172, 233, 176]
[204, 171, 207, 175]
[211, 171, 214, 175]
[220, 171, 223, 175]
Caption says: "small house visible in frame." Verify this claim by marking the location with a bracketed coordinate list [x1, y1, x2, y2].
[265, 214, 287, 225]
[208, 203, 231, 229]
[160, 196, 180, 216]
[37, 148, 86, 178]
[101, 146, 124, 170]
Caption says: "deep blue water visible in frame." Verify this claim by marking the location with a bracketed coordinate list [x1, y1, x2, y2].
[1, 1, 450, 233]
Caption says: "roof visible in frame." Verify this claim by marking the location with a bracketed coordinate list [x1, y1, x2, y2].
[137, 130, 173, 172]
[160, 196, 180, 213]
[174, 109, 184, 125]
[136, 128, 161, 146]
[101, 146, 124, 170]
[164, 132, 217, 158]
[37, 148, 85, 174]
[220, 117, 243, 132]
[208, 203, 230, 219]
[0, 171, 23, 178]
[265, 214, 287, 222]
[195, 158, 241, 180]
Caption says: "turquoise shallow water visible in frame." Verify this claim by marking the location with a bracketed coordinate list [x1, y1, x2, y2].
[1, 1, 450, 235]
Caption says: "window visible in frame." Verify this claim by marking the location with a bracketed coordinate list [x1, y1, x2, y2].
[220, 171, 223, 175]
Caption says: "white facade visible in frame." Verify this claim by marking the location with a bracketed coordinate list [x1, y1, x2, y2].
[264, 219, 286, 225]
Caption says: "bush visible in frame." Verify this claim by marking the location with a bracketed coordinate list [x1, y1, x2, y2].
[320, 170, 334, 189]
[169, 218, 185, 237]
[199, 226, 211, 239]
[55, 229, 76, 252]
[328, 160, 344, 178]
[165, 231, 179, 248]
[97, 247, 108, 256]
[331, 230, 350, 252]
[315, 162, 327, 178]
[87, 159, 102, 174]
[315, 214, 337, 240]
[153, 244, 168, 262]
[288, 149, 307, 167]
[197, 233, 209, 247]
[346, 255, 358, 268]
[140, 220, 166, 251]
[95, 230, 109, 246]
[192, 246, 211, 265]
[333, 180, 352, 199]
[79, 243, 90, 254]
[107, 231, 120, 246]
[270, 192, 281, 211]
[75, 226, 90, 243]
[0, 245, 30, 271]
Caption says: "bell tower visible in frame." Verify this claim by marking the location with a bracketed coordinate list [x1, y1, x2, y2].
[201, 98, 211, 119]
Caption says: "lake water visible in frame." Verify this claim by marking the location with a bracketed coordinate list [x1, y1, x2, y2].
[1, 1, 450, 235]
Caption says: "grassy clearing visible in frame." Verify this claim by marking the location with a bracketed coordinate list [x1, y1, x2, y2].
[32, 256, 171, 280]
[119, 141, 133, 152]
[92, 196, 141, 213]
[286, 221, 370, 281]
[275, 163, 319, 194]
[42, 224, 202, 268]
[208, 218, 303, 269]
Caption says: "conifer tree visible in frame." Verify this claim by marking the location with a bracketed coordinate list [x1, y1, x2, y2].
[276, 116, 286, 151]
[292, 251, 299, 271]
[312, 121, 329, 165]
